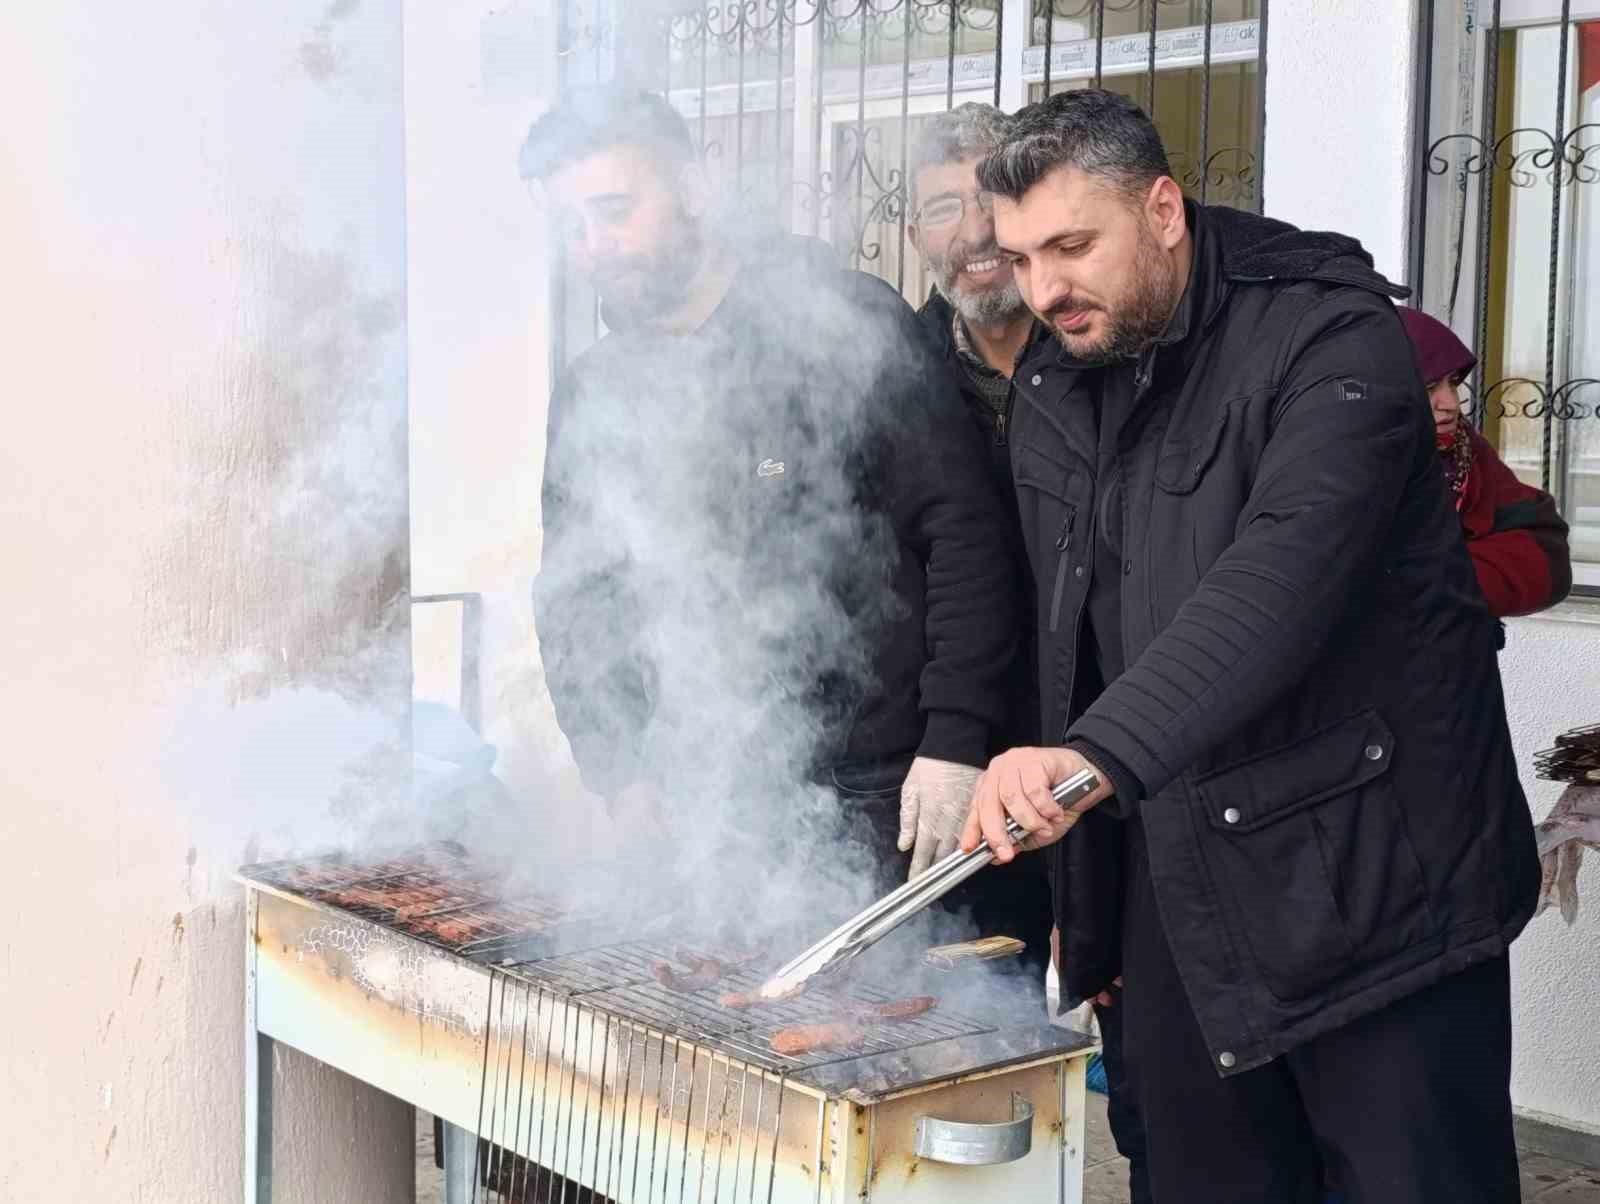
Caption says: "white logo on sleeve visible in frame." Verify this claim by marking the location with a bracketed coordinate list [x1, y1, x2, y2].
[757, 458, 785, 478]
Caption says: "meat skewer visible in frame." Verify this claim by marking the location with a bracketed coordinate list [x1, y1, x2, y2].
[769, 1023, 866, 1056]
[857, 995, 937, 1022]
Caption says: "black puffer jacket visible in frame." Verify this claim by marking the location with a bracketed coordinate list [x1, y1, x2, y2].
[1016, 203, 1540, 1073]
[536, 238, 1018, 798]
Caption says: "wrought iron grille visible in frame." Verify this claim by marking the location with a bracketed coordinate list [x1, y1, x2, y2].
[1411, 0, 1600, 589]
[553, 0, 1265, 335]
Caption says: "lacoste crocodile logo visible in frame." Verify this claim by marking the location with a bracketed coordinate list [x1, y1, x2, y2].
[757, 458, 785, 479]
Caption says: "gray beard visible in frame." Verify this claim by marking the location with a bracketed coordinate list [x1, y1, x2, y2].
[936, 275, 1028, 327]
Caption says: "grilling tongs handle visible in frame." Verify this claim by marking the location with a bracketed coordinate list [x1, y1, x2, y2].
[758, 769, 1101, 999]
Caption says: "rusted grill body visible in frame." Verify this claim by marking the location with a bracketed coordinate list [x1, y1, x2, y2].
[239, 846, 1095, 1204]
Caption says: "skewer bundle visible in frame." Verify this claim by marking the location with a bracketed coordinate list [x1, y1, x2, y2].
[1532, 723, 1600, 784]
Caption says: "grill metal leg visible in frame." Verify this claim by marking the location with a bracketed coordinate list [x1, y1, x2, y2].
[442, 1121, 477, 1204]
[244, 890, 273, 1204]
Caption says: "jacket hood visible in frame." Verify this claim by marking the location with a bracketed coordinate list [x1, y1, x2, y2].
[1202, 205, 1410, 301]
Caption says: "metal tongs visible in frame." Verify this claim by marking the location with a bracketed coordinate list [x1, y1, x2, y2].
[758, 769, 1101, 999]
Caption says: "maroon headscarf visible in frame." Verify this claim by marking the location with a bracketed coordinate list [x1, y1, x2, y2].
[1398, 306, 1479, 501]
[1398, 307, 1477, 388]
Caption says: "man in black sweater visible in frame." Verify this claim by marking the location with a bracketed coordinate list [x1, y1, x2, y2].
[522, 90, 1018, 910]
[963, 90, 1536, 1202]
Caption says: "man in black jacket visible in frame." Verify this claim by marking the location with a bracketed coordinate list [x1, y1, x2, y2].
[961, 90, 1538, 1202]
[906, 102, 1146, 1203]
[521, 89, 1018, 910]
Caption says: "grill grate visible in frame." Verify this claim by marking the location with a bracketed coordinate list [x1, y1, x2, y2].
[245, 849, 996, 1072]
[510, 941, 995, 1074]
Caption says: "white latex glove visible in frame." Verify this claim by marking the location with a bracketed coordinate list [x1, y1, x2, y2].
[898, 756, 984, 879]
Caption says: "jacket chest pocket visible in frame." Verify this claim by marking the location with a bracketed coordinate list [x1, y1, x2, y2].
[1154, 401, 1249, 584]
[1014, 452, 1088, 634]
[1194, 709, 1434, 1003]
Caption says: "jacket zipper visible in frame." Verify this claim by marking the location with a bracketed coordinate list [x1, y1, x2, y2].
[996, 380, 1016, 446]
[1047, 504, 1078, 632]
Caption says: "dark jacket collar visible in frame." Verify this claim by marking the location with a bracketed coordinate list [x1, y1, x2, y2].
[918, 288, 959, 359]
[1206, 203, 1409, 300]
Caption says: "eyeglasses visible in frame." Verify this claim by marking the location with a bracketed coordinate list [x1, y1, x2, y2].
[912, 189, 994, 227]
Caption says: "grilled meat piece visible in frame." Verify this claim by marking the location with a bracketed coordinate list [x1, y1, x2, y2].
[651, 956, 725, 993]
[717, 990, 763, 1009]
[393, 892, 479, 921]
[769, 1023, 865, 1056]
[427, 919, 479, 944]
[862, 995, 937, 1021]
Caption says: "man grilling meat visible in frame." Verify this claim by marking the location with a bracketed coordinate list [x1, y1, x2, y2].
[902, 102, 1144, 1198]
[522, 89, 1019, 925]
[960, 90, 1538, 1202]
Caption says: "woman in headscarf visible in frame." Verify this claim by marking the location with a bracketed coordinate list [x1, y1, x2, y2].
[1399, 307, 1572, 623]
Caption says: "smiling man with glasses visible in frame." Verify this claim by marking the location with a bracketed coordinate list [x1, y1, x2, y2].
[908, 105, 1035, 413]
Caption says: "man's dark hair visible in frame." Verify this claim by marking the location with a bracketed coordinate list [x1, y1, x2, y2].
[519, 88, 696, 182]
[977, 89, 1171, 203]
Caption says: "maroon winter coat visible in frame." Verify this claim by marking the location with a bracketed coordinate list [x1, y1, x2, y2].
[1455, 426, 1572, 617]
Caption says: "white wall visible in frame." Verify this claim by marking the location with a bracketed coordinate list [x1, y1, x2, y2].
[1261, 0, 1420, 278]
[0, 2, 416, 1200]
[404, 0, 581, 799]
[1501, 607, 1600, 1134]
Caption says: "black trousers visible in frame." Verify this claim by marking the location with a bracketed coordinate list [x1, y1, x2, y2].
[1121, 825, 1521, 1204]
[1096, 986, 1154, 1204]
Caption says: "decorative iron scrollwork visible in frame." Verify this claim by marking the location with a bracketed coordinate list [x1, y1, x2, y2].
[1167, 146, 1257, 205]
[1464, 378, 1599, 423]
[1426, 123, 1600, 188]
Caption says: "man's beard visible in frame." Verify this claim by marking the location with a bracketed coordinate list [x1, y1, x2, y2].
[1046, 225, 1179, 366]
[592, 215, 705, 318]
[929, 240, 1028, 327]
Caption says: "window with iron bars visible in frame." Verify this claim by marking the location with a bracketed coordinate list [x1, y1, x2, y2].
[553, 0, 1265, 333]
[1412, 0, 1600, 591]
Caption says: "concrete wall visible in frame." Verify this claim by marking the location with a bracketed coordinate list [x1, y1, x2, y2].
[1502, 607, 1600, 1134]
[1262, 0, 1421, 278]
[0, 2, 416, 1200]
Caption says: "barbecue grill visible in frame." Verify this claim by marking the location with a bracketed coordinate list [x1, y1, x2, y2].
[239, 844, 1095, 1203]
